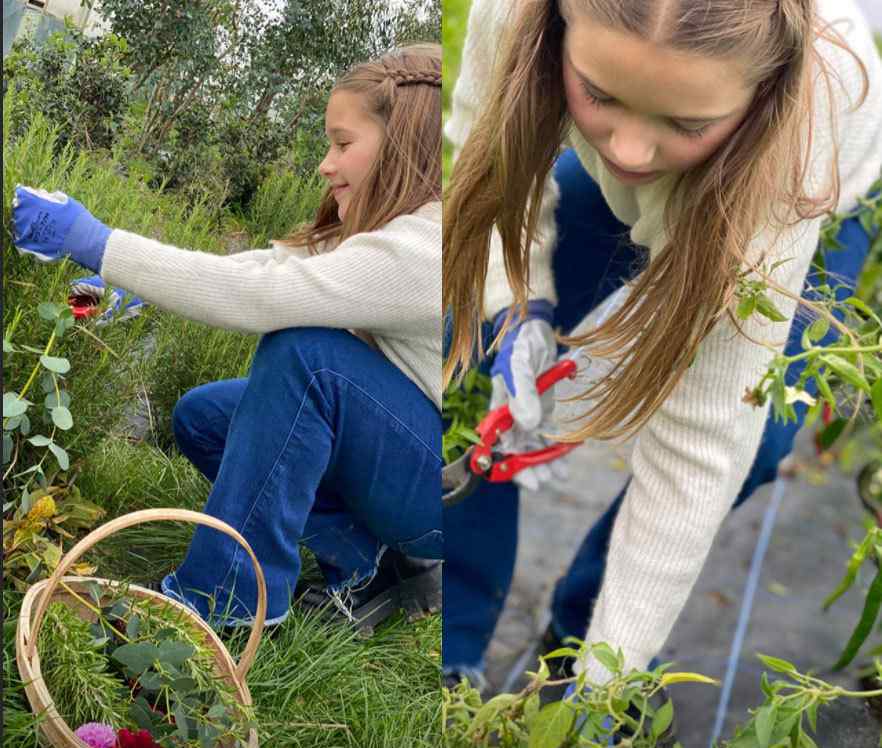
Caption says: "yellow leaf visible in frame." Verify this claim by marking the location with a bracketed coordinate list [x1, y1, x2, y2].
[659, 672, 721, 687]
[71, 562, 97, 576]
[12, 525, 37, 550]
[27, 495, 57, 523]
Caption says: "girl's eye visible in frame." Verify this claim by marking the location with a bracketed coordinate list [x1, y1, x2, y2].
[581, 80, 614, 108]
[580, 81, 711, 140]
[672, 122, 711, 139]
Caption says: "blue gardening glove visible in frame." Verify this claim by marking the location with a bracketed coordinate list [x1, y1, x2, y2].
[563, 682, 616, 746]
[11, 185, 111, 273]
[489, 299, 568, 491]
[70, 275, 145, 327]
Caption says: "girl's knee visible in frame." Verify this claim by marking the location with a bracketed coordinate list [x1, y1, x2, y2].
[171, 386, 214, 450]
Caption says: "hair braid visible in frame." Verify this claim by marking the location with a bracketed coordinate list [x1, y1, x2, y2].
[387, 68, 442, 87]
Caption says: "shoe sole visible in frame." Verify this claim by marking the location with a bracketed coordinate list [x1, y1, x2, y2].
[296, 563, 442, 635]
[398, 563, 442, 622]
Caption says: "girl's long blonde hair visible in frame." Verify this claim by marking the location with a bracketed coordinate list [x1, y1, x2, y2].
[277, 43, 441, 252]
[443, 0, 870, 442]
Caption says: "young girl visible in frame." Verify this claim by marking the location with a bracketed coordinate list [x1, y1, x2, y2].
[442, 0, 882, 700]
[12, 43, 443, 632]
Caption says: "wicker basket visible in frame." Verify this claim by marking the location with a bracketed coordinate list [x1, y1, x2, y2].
[15, 508, 266, 748]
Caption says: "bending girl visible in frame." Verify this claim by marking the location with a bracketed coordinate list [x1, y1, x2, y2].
[13, 43, 443, 633]
[443, 0, 882, 704]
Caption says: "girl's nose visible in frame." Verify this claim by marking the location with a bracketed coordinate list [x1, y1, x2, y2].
[318, 151, 335, 179]
[609, 123, 657, 171]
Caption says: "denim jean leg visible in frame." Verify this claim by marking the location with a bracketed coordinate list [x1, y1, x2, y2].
[300, 483, 384, 591]
[163, 326, 441, 627]
[172, 378, 248, 483]
[442, 149, 642, 675]
[550, 192, 876, 641]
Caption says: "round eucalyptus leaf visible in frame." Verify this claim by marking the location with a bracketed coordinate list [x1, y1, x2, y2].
[51, 406, 74, 430]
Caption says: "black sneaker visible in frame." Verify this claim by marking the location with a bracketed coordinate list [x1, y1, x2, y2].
[296, 549, 441, 636]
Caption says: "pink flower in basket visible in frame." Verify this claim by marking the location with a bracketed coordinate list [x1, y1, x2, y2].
[74, 722, 117, 748]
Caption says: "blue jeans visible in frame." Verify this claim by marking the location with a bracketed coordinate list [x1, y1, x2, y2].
[442, 148, 877, 673]
[161, 326, 442, 626]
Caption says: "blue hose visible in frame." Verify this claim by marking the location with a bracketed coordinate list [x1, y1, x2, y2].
[709, 474, 788, 746]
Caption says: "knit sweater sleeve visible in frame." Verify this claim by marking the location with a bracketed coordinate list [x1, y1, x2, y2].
[576, 216, 823, 683]
[99, 210, 440, 336]
[446, 0, 559, 318]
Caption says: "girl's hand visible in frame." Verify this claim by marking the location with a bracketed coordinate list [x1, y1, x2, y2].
[490, 299, 567, 490]
[12, 185, 112, 273]
[69, 275, 145, 326]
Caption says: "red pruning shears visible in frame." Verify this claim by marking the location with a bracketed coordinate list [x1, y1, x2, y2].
[68, 293, 100, 320]
[442, 359, 582, 507]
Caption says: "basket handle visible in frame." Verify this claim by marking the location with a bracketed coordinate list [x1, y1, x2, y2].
[24, 508, 267, 683]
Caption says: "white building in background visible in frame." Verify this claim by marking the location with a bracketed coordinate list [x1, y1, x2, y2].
[3, 0, 110, 58]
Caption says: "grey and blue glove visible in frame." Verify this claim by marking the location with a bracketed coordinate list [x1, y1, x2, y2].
[70, 275, 145, 327]
[489, 299, 568, 491]
[563, 681, 616, 745]
[11, 185, 112, 273]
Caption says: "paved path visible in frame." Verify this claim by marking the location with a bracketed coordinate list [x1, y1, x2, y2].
[482, 313, 881, 745]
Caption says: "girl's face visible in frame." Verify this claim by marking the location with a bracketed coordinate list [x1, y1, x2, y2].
[562, 13, 756, 185]
[319, 89, 385, 219]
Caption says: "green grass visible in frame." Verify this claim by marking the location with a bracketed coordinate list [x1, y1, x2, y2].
[3, 85, 440, 747]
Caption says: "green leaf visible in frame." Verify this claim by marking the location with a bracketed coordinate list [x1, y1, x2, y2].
[40, 355, 70, 374]
[50, 406, 73, 430]
[174, 700, 191, 740]
[737, 295, 757, 320]
[817, 417, 847, 451]
[48, 443, 68, 470]
[592, 642, 620, 674]
[755, 703, 777, 748]
[112, 641, 160, 674]
[44, 391, 70, 409]
[54, 316, 75, 339]
[138, 671, 163, 691]
[528, 701, 575, 748]
[820, 354, 871, 393]
[157, 639, 195, 667]
[757, 654, 797, 674]
[27, 435, 52, 447]
[755, 294, 788, 322]
[832, 565, 882, 670]
[40, 374, 56, 394]
[651, 698, 674, 738]
[3, 338, 16, 353]
[126, 613, 141, 638]
[871, 378, 882, 426]
[468, 693, 517, 734]
[173, 676, 198, 695]
[806, 317, 829, 344]
[129, 696, 156, 732]
[3, 392, 31, 417]
[523, 692, 541, 726]
[806, 701, 818, 733]
[3, 434, 13, 465]
[814, 372, 836, 407]
[37, 302, 62, 320]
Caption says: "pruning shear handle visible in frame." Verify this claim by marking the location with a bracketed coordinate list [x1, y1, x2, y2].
[470, 359, 579, 482]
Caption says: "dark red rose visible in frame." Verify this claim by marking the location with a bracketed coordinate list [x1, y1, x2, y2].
[115, 728, 162, 748]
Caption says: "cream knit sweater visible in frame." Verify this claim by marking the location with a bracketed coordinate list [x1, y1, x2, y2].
[100, 201, 442, 411]
[447, 0, 882, 681]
